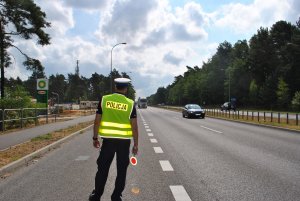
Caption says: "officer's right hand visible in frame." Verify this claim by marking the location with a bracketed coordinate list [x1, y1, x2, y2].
[93, 139, 101, 149]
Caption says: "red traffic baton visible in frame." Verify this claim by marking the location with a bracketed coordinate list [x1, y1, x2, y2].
[130, 156, 137, 166]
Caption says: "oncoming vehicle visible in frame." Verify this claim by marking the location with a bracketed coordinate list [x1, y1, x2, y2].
[221, 102, 236, 111]
[182, 104, 205, 119]
[138, 97, 147, 108]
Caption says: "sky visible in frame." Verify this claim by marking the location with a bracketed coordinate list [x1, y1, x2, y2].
[6, 0, 300, 99]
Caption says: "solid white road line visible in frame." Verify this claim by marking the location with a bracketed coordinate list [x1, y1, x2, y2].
[200, 126, 223, 134]
[150, 138, 157, 143]
[159, 160, 174, 171]
[170, 185, 192, 201]
[148, 133, 154, 137]
[145, 126, 149, 128]
[146, 129, 152, 132]
[153, 147, 163, 153]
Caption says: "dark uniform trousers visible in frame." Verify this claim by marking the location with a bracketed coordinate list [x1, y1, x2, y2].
[94, 138, 131, 201]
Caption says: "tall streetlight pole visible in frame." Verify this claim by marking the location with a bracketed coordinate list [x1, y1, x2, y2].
[228, 70, 231, 103]
[111, 42, 126, 93]
[220, 68, 231, 103]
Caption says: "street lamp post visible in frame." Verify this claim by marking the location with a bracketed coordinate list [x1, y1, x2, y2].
[228, 70, 231, 103]
[111, 42, 126, 93]
[220, 68, 231, 103]
[51, 92, 59, 114]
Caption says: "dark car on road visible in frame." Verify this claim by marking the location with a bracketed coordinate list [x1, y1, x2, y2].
[182, 104, 205, 119]
[221, 102, 236, 111]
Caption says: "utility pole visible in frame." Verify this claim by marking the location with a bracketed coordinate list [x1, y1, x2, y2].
[229, 70, 231, 103]
[0, 18, 5, 98]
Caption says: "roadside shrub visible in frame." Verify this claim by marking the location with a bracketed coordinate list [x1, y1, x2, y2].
[0, 86, 31, 109]
[291, 91, 300, 111]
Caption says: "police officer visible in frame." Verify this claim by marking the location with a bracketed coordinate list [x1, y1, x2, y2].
[89, 77, 139, 201]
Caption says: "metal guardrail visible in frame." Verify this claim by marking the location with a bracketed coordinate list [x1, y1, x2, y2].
[205, 109, 299, 126]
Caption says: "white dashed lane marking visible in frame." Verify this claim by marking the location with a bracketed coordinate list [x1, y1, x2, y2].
[159, 160, 174, 171]
[170, 185, 192, 201]
[150, 138, 158, 143]
[200, 126, 222, 134]
[140, 109, 191, 201]
[153, 147, 163, 153]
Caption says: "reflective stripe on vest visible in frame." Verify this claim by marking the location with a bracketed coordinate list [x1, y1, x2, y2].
[101, 121, 131, 129]
[99, 129, 132, 135]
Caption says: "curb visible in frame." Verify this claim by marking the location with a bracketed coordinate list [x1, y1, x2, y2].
[0, 124, 93, 177]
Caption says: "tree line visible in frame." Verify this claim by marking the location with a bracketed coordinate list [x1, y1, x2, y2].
[148, 19, 300, 111]
[0, 68, 135, 109]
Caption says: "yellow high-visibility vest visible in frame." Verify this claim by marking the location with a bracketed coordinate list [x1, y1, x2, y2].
[98, 93, 134, 139]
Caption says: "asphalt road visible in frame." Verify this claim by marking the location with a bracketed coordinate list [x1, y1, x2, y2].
[1, 107, 300, 201]
[0, 115, 95, 151]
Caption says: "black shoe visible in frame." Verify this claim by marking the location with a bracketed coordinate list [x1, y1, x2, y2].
[111, 194, 122, 201]
[89, 190, 97, 201]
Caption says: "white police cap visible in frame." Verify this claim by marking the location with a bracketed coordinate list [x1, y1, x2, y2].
[114, 77, 131, 87]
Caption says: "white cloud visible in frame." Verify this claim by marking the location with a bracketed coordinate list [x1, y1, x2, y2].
[98, 0, 158, 44]
[141, 1, 208, 46]
[213, 0, 294, 34]
[36, 0, 74, 36]
[62, 0, 111, 10]
[163, 52, 183, 65]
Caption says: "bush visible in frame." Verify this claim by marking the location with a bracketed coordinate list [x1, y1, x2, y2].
[0, 86, 31, 109]
[0, 86, 33, 130]
[291, 91, 300, 111]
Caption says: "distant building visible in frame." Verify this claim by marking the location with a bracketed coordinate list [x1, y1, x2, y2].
[80, 101, 98, 109]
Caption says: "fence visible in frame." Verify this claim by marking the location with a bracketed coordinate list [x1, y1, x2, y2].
[0, 108, 96, 132]
[205, 109, 299, 126]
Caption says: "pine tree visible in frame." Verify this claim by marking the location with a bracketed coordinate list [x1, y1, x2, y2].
[0, 0, 51, 98]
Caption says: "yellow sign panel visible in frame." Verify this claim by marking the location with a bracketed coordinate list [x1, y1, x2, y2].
[106, 101, 128, 111]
